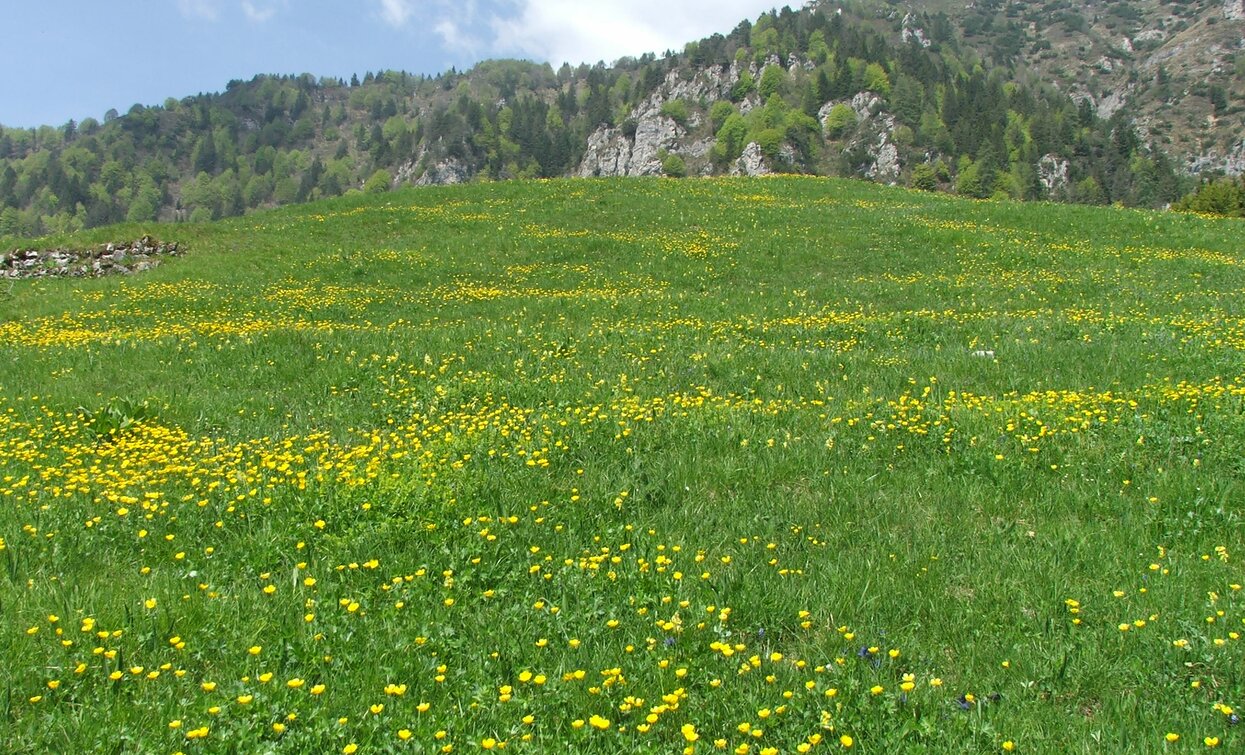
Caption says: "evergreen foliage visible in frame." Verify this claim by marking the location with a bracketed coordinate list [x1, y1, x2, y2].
[0, 6, 1198, 238]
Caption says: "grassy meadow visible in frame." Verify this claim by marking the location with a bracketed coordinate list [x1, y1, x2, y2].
[1, 176, 1243, 753]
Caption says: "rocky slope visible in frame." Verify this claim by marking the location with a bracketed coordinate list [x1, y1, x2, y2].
[2, 1, 1239, 238]
[863, 0, 1245, 175]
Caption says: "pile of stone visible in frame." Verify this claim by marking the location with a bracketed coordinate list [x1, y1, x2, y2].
[0, 236, 182, 279]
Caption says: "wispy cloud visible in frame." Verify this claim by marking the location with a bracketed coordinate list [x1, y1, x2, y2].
[241, 0, 279, 23]
[431, 0, 484, 54]
[372, 0, 771, 65]
[178, 0, 220, 21]
[435, 19, 478, 54]
[487, 0, 773, 66]
[377, 0, 414, 27]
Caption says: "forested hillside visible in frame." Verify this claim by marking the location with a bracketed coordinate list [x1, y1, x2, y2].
[2, 0, 1229, 238]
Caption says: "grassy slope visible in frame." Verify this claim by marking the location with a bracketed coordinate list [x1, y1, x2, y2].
[1, 177, 1243, 753]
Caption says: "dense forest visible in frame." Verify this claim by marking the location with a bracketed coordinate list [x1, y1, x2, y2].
[0, 2, 1203, 239]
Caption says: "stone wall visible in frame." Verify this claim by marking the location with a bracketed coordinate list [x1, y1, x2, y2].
[0, 236, 182, 279]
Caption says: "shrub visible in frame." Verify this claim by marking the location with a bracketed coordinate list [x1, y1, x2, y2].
[756, 128, 785, 159]
[363, 169, 393, 194]
[823, 104, 857, 138]
[660, 152, 687, 178]
[910, 163, 938, 191]
[758, 65, 786, 99]
[660, 100, 690, 127]
[709, 101, 735, 132]
[955, 162, 988, 198]
[1173, 178, 1244, 217]
[730, 71, 755, 102]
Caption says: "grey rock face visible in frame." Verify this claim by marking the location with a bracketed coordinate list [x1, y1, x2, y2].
[867, 138, 900, 184]
[1186, 139, 1245, 176]
[414, 158, 470, 186]
[1039, 154, 1071, 195]
[902, 13, 932, 48]
[577, 65, 737, 178]
[731, 142, 770, 177]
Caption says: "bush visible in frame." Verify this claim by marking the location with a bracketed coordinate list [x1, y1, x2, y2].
[822, 104, 856, 138]
[758, 65, 786, 99]
[910, 163, 938, 191]
[713, 114, 749, 165]
[363, 169, 393, 194]
[755, 128, 785, 159]
[660, 100, 690, 127]
[955, 162, 988, 199]
[709, 101, 735, 131]
[1072, 176, 1106, 205]
[660, 152, 687, 178]
[730, 71, 755, 102]
[1173, 178, 1244, 217]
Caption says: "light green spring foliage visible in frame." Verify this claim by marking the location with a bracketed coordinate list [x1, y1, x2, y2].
[1, 176, 1243, 753]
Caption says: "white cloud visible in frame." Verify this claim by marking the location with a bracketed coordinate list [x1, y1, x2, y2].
[435, 19, 477, 54]
[487, 0, 776, 66]
[431, 0, 483, 53]
[241, 0, 279, 23]
[178, 0, 220, 21]
[378, 0, 415, 27]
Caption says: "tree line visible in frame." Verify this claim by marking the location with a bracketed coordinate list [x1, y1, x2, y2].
[0, 3, 1206, 240]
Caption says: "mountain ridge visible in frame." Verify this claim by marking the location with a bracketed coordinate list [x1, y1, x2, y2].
[1, 0, 1240, 238]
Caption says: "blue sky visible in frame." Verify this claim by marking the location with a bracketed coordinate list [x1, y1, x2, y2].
[2, 0, 779, 129]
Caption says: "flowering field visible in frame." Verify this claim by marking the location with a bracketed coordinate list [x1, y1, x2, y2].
[2, 177, 1243, 753]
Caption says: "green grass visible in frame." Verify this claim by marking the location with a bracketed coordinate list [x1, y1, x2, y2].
[1, 176, 1243, 753]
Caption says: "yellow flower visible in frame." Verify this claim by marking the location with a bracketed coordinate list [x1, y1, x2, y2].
[398, 729, 412, 741]
[840, 734, 854, 748]
[589, 714, 611, 730]
[1165, 734, 1180, 743]
[343, 744, 358, 754]
[1002, 742, 1015, 752]
[681, 723, 699, 742]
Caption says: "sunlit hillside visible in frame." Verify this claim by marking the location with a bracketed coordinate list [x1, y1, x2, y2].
[2, 177, 1243, 752]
